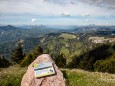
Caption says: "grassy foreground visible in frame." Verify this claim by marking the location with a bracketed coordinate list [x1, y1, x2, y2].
[0, 65, 27, 86]
[0, 65, 115, 86]
[62, 69, 115, 86]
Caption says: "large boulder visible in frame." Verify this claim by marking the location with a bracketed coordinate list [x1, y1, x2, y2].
[21, 54, 66, 86]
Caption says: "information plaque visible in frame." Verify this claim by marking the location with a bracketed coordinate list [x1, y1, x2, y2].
[33, 62, 56, 78]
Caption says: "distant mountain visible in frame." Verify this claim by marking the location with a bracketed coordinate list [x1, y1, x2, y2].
[0, 25, 60, 58]
[94, 30, 115, 36]
[0, 25, 115, 59]
[0, 25, 18, 31]
[72, 26, 115, 33]
[18, 24, 48, 29]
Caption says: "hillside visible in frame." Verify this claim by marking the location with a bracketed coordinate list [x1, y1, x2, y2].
[0, 25, 59, 58]
[0, 26, 115, 72]
[38, 32, 91, 64]
[0, 25, 115, 59]
[14, 31, 114, 69]
[69, 43, 115, 73]
[35, 32, 115, 73]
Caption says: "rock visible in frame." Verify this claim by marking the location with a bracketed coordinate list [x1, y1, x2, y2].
[21, 54, 66, 86]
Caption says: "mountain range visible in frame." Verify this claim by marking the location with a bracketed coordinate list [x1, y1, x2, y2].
[0, 25, 115, 58]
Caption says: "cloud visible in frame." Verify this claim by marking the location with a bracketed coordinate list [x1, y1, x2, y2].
[43, 0, 48, 2]
[81, 0, 115, 9]
[81, 13, 90, 17]
[111, 5, 115, 9]
[62, 12, 70, 16]
[43, 0, 68, 5]
[84, 19, 90, 22]
[31, 18, 37, 22]
[0, 0, 115, 16]
[0, 0, 115, 25]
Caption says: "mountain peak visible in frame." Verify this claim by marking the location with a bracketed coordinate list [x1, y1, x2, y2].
[0, 25, 17, 31]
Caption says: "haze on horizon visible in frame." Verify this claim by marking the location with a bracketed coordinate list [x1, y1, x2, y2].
[0, 0, 115, 25]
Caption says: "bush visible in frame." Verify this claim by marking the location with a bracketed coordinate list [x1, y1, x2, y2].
[94, 56, 115, 73]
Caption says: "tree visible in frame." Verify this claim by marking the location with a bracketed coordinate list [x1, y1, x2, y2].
[20, 45, 43, 67]
[20, 53, 33, 67]
[113, 43, 115, 50]
[11, 42, 24, 64]
[54, 53, 66, 68]
[32, 46, 43, 57]
[0, 55, 10, 68]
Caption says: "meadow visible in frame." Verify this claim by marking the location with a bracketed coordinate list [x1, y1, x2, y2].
[0, 65, 115, 86]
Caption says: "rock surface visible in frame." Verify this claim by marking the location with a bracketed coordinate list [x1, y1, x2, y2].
[21, 54, 66, 86]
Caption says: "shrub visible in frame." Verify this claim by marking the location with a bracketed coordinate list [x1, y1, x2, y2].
[94, 56, 115, 73]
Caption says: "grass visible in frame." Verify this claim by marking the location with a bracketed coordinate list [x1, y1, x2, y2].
[59, 33, 77, 39]
[0, 66, 115, 86]
[61, 69, 115, 86]
[0, 65, 27, 86]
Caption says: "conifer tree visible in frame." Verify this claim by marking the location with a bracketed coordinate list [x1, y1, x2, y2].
[0, 55, 10, 67]
[11, 42, 24, 64]
[20, 45, 43, 67]
[54, 53, 66, 68]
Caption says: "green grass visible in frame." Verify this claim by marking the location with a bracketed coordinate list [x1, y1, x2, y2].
[62, 69, 115, 86]
[0, 66, 115, 86]
[0, 65, 27, 86]
[59, 33, 77, 39]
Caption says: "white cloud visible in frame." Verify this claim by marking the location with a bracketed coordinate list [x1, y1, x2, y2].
[0, 0, 115, 16]
[0, 0, 115, 25]
[62, 12, 70, 16]
[84, 19, 89, 22]
[31, 18, 37, 22]
[81, 13, 90, 17]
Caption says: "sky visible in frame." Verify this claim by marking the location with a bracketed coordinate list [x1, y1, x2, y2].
[0, 0, 115, 25]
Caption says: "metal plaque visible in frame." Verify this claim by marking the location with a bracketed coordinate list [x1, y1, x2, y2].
[33, 62, 56, 78]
